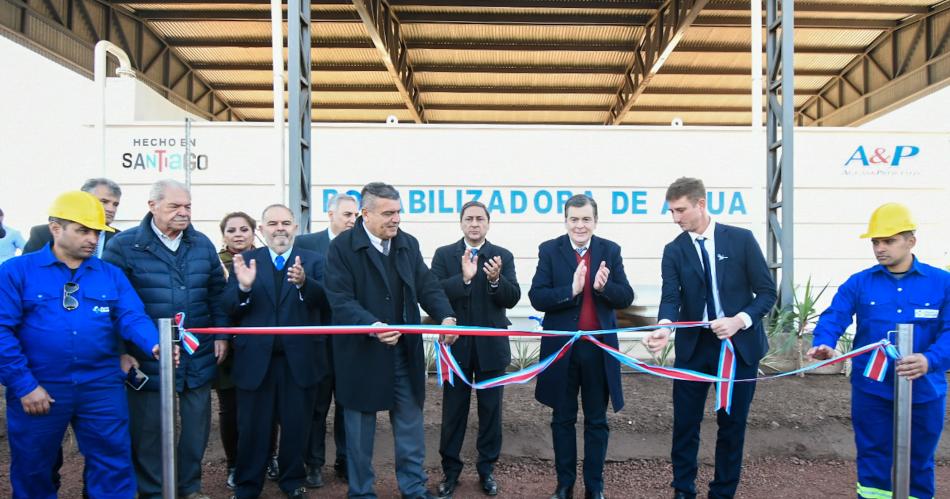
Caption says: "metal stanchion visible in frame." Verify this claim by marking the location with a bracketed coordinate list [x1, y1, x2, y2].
[892, 323, 913, 499]
[158, 318, 176, 499]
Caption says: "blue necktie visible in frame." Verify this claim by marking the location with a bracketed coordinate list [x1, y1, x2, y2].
[576, 246, 587, 257]
[470, 247, 479, 262]
[697, 238, 717, 322]
[274, 255, 286, 271]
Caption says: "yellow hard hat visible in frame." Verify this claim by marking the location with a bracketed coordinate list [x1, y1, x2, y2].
[48, 191, 115, 232]
[860, 203, 916, 239]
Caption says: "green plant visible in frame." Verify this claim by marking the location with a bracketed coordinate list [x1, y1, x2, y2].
[510, 339, 540, 371]
[760, 306, 797, 373]
[790, 277, 829, 373]
[760, 277, 829, 375]
[836, 331, 855, 377]
[646, 336, 676, 367]
[423, 337, 436, 373]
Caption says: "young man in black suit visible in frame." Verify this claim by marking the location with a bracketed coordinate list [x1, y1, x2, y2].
[644, 177, 776, 499]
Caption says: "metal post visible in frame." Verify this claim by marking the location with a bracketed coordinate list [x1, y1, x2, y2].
[184, 118, 192, 190]
[288, 0, 312, 233]
[158, 318, 176, 499]
[750, 0, 763, 130]
[765, 0, 795, 309]
[892, 324, 913, 499]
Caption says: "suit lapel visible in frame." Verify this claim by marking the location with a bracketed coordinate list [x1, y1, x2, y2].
[365, 243, 391, 295]
[587, 235, 601, 283]
[254, 248, 279, 308]
[559, 235, 579, 270]
[277, 249, 297, 306]
[714, 224, 728, 289]
[679, 233, 705, 283]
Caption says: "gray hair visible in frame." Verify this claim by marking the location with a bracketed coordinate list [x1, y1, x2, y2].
[81, 178, 122, 198]
[328, 193, 358, 212]
[563, 194, 598, 220]
[261, 203, 295, 223]
[148, 179, 190, 203]
[360, 182, 400, 210]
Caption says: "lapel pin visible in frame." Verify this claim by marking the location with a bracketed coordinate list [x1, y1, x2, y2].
[717, 254, 728, 261]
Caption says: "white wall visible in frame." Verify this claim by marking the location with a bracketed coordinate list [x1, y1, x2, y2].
[860, 86, 950, 132]
[2, 40, 948, 321]
[0, 35, 198, 230]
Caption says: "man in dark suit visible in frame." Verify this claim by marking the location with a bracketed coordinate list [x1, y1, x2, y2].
[529, 194, 634, 499]
[431, 201, 521, 498]
[294, 193, 358, 487]
[643, 177, 776, 499]
[25, 178, 122, 256]
[325, 182, 456, 499]
[222, 204, 330, 499]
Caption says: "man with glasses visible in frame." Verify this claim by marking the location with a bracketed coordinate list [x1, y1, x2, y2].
[0, 191, 171, 498]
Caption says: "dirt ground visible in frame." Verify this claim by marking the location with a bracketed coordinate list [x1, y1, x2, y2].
[2, 374, 950, 498]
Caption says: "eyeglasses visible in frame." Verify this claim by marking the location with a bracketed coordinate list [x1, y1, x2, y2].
[63, 282, 79, 311]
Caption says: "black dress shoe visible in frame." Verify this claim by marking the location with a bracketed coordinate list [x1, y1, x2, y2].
[334, 459, 348, 481]
[585, 491, 605, 499]
[551, 485, 573, 499]
[305, 466, 324, 488]
[226, 467, 236, 490]
[479, 474, 498, 496]
[437, 477, 459, 498]
[266, 455, 280, 481]
[285, 486, 308, 498]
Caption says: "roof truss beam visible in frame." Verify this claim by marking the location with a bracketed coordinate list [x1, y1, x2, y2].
[166, 37, 864, 55]
[351, 0, 426, 122]
[606, 0, 712, 125]
[131, 9, 896, 30]
[797, 3, 950, 126]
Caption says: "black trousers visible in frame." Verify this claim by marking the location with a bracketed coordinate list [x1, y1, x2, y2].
[305, 372, 347, 469]
[551, 339, 609, 493]
[438, 352, 505, 480]
[671, 331, 758, 499]
[217, 387, 280, 469]
[234, 354, 317, 498]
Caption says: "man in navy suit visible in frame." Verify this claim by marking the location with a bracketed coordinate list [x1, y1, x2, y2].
[644, 177, 776, 499]
[223, 204, 330, 499]
[529, 194, 634, 499]
[431, 201, 521, 498]
[295, 193, 358, 487]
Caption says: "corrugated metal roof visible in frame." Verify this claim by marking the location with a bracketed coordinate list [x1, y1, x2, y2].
[114, 0, 945, 124]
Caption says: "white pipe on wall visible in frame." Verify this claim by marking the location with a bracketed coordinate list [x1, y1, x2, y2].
[271, 0, 287, 204]
[95, 41, 135, 176]
[751, 0, 763, 130]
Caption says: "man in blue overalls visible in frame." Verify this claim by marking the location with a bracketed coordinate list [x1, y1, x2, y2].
[0, 191, 170, 499]
[808, 203, 950, 499]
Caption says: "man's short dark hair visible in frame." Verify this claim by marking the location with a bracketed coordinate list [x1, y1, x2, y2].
[460, 201, 490, 221]
[81, 178, 122, 198]
[219, 211, 257, 235]
[360, 182, 400, 210]
[563, 194, 598, 220]
[665, 177, 706, 203]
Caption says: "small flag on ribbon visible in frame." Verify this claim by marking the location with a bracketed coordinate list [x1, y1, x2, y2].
[716, 338, 737, 415]
[176, 312, 201, 356]
[863, 346, 890, 382]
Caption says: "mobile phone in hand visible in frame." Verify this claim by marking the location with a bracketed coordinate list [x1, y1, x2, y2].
[125, 367, 149, 390]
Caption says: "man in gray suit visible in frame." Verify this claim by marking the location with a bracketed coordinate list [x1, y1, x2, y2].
[295, 193, 358, 487]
